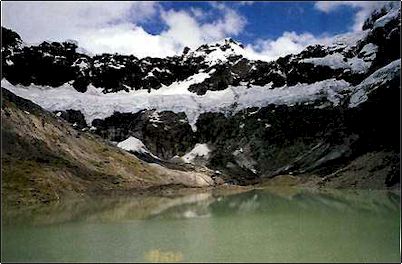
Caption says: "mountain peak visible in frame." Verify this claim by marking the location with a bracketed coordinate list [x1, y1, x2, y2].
[205, 37, 245, 50]
[2, 27, 23, 50]
[182, 37, 246, 66]
[223, 37, 245, 48]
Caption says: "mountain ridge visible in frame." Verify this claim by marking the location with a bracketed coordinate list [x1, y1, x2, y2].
[2, 4, 399, 95]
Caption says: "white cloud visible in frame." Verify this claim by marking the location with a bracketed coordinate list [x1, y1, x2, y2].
[203, 8, 246, 36]
[1, 1, 177, 57]
[245, 31, 331, 61]
[78, 24, 177, 58]
[160, 6, 246, 50]
[1, 1, 246, 58]
[242, 1, 397, 62]
[1, 1, 156, 42]
[314, 1, 389, 31]
[160, 10, 204, 50]
[239, 1, 255, 6]
[189, 7, 205, 19]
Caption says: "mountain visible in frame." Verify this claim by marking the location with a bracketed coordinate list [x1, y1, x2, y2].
[1, 3, 400, 192]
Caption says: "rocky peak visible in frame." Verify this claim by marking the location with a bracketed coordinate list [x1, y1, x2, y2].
[182, 46, 191, 55]
[1, 27, 23, 51]
[182, 38, 246, 67]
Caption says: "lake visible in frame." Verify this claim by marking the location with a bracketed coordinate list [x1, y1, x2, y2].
[1, 187, 400, 262]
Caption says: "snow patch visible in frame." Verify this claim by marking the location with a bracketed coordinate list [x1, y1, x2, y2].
[349, 59, 400, 107]
[117, 136, 160, 160]
[301, 53, 371, 74]
[373, 7, 400, 29]
[185, 38, 246, 66]
[153, 72, 211, 95]
[108, 64, 125, 70]
[117, 136, 147, 153]
[359, 43, 378, 61]
[149, 111, 163, 123]
[327, 30, 369, 53]
[2, 77, 351, 132]
[182, 143, 211, 164]
[117, 136, 161, 160]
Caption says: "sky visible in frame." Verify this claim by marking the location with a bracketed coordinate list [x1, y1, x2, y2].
[1, 1, 398, 61]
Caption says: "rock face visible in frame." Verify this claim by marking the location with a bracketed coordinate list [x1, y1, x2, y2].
[1, 3, 400, 188]
[92, 110, 196, 160]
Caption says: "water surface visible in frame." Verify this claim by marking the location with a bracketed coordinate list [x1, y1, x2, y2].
[2, 187, 400, 262]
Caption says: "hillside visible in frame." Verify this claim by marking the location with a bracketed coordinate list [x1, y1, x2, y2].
[1, 88, 220, 207]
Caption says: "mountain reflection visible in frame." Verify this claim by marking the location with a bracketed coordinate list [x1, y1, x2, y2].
[3, 187, 399, 225]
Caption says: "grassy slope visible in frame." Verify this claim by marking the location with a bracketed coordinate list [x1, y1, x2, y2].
[1, 88, 214, 207]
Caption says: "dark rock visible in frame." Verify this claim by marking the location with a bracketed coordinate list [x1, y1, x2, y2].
[55, 109, 87, 129]
[92, 110, 196, 159]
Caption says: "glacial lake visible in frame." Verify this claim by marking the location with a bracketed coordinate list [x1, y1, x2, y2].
[2, 187, 400, 262]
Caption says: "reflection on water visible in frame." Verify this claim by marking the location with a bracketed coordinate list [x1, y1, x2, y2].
[2, 187, 400, 262]
[144, 249, 183, 263]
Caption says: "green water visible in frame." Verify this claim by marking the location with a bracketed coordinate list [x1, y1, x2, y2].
[1, 188, 400, 262]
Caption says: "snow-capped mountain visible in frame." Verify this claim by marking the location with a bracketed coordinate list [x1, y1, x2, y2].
[1, 4, 400, 186]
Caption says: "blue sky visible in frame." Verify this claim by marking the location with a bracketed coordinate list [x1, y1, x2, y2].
[140, 2, 357, 43]
[2, 1, 397, 60]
